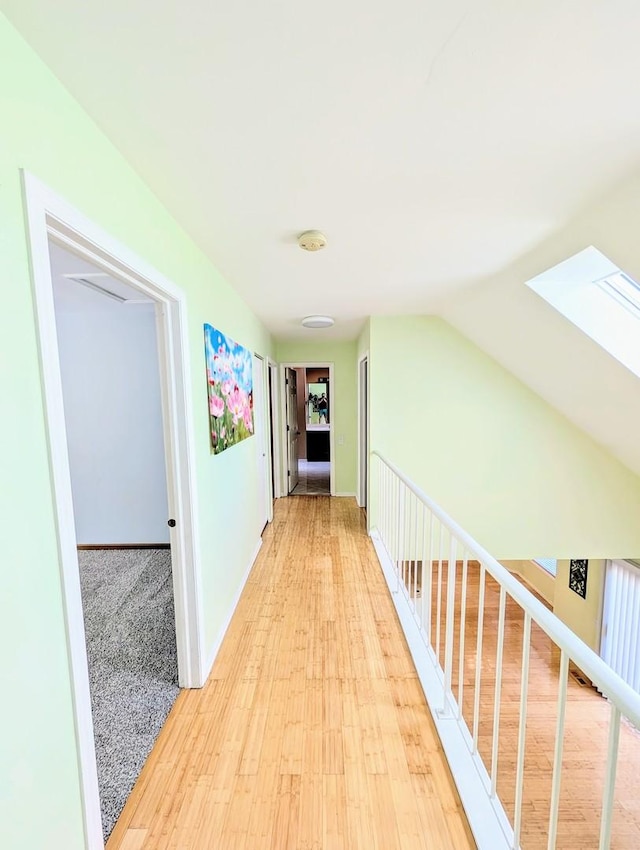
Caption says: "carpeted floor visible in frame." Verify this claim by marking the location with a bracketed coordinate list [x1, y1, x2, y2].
[78, 548, 180, 841]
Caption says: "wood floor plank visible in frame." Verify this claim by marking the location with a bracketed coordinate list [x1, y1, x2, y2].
[107, 496, 475, 850]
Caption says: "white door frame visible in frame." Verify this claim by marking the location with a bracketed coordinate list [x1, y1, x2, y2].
[357, 351, 369, 510]
[22, 172, 206, 849]
[279, 362, 335, 497]
[267, 357, 281, 508]
[252, 352, 271, 530]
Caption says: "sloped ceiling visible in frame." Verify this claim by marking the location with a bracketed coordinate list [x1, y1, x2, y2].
[4, 0, 640, 341]
[443, 171, 640, 476]
[3, 0, 640, 475]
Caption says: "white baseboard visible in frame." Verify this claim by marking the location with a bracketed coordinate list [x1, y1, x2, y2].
[335, 491, 357, 498]
[369, 526, 513, 850]
[202, 537, 262, 681]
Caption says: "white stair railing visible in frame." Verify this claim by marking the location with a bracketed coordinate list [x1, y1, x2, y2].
[370, 451, 640, 850]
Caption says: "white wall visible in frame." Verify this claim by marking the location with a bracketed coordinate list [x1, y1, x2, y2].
[54, 280, 169, 544]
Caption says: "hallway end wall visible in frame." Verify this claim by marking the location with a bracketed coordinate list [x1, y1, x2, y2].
[275, 340, 357, 495]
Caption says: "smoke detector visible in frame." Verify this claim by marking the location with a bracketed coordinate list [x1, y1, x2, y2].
[301, 315, 334, 329]
[298, 230, 327, 252]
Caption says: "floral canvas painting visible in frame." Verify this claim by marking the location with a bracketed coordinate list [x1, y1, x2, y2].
[204, 324, 254, 454]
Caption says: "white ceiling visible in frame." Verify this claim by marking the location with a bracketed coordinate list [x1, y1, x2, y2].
[6, 0, 640, 340]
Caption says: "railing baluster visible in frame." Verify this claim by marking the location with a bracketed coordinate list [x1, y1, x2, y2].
[457, 551, 469, 719]
[490, 587, 507, 797]
[388, 464, 393, 552]
[378, 458, 384, 546]
[410, 499, 420, 608]
[370, 454, 640, 850]
[443, 536, 458, 713]
[547, 650, 570, 849]
[513, 612, 532, 848]
[396, 483, 407, 593]
[385, 462, 391, 548]
[472, 564, 486, 754]
[435, 523, 444, 661]
[419, 504, 427, 630]
[407, 490, 415, 597]
[425, 510, 434, 645]
[382, 460, 388, 548]
[598, 704, 621, 850]
[402, 488, 409, 592]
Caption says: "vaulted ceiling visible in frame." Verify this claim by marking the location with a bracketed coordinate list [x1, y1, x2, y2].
[5, 0, 640, 478]
[5, 0, 640, 341]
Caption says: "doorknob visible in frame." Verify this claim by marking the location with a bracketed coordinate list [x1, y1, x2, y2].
[167, 518, 176, 528]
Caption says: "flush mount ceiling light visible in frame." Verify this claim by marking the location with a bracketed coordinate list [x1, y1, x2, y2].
[298, 230, 327, 251]
[301, 315, 334, 329]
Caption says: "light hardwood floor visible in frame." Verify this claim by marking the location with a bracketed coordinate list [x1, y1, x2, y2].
[107, 497, 475, 850]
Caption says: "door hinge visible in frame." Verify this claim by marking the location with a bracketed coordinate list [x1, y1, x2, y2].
[287, 470, 291, 476]
[287, 424, 290, 431]
[285, 379, 289, 385]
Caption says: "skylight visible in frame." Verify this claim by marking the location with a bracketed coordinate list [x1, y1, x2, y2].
[526, 247, 640, 379]
[596, 271, 640, 319]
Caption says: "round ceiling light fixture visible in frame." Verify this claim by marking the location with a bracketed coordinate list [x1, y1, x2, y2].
[301, 315, 334, 329]
[298, 230, 327, 251]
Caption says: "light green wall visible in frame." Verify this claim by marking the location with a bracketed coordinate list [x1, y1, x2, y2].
[276, 339, 357, 495]
[502, 560, 556, 606]
[504, 559, 605, 653]
[0, 16, 272, 850]
[369, 315, 640, 559]
[554, 559, 606, 653]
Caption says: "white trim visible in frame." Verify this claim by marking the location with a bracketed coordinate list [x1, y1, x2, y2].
[335, 491, 357, 498]
[370, 528, 512, 850]
[267, 357, 281, 511]
[22, 172, 206, 849]
[279, 362, 335, 497]
[252, 353, 271, 530]
[204, 538, 263, 677]
[356, 352, 369, 510]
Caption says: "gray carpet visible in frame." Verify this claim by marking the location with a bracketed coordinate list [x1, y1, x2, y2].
[78, 548, 180, 841]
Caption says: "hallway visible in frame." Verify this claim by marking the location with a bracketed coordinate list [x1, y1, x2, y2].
[107, 497, 475, 849]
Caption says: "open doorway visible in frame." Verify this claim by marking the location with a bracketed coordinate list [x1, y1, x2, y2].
[24, 173, 204, 850]
[50, 240, 179, 840]
[281, 363, 334, 496]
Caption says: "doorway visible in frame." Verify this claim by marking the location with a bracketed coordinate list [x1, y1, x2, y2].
[51, 240, 179, 840]
[24, 173, 204, 849]
[281, 362, 335, 496]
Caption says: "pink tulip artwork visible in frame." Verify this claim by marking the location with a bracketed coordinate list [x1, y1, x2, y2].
[204, 324, 254, 454]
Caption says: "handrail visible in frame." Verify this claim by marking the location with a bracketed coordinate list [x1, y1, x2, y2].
[371, 450, 640, 729]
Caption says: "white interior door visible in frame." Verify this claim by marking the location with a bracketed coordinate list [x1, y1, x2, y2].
[253, 354, 269, 532]
[286, 367, 299, 493]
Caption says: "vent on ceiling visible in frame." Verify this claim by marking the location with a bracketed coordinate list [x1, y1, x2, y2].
[63, 273, 129, 303]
